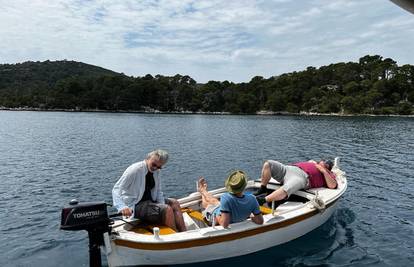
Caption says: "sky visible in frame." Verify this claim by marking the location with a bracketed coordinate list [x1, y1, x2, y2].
[0, 0, 413, 83]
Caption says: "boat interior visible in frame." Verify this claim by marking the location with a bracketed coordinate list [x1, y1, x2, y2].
[118, 181, 312, 236]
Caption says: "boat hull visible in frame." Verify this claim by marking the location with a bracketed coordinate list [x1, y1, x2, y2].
[107, 200, 339, 266]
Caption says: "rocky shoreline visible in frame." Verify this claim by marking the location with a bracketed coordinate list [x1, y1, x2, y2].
[1, 106, 413, 117]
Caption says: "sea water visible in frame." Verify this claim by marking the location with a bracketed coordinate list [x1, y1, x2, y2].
[0, 111, 413, 266]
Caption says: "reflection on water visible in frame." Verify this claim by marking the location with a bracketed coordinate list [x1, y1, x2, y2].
[0, 111, 413, 267]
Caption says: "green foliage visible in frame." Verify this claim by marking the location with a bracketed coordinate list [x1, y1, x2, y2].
[0, 57, 413, 115]
[396, 101, 413, 115]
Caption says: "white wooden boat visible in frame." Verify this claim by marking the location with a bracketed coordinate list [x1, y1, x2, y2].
[104, 157, 347, 266]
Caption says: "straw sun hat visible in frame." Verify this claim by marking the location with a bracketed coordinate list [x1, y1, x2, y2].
[225, 170, 248, 194]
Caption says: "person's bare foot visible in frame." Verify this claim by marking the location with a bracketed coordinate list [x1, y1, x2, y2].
[198, 177, 208, 192]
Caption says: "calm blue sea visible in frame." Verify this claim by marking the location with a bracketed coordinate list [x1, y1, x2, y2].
[0, 111, 413, 267]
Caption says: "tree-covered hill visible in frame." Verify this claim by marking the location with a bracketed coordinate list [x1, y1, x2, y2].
[0, 60, 117, 87]
[0, 56, 413, 115]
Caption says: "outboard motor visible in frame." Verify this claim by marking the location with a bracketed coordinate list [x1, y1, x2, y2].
[60, 199, 115, 267]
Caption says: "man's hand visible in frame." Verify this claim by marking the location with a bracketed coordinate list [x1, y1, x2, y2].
[315, 162, 327, 173]
[121, 207, 133, 217]
[315, 162, 337, 189]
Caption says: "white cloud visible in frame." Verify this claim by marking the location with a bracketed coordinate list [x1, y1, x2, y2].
[372, 16, 414, 29]
[0, 0, 414, 82]
[330, 38, 358, 47]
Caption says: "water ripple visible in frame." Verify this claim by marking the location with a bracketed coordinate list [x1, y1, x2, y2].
[0, 112, 413, 267]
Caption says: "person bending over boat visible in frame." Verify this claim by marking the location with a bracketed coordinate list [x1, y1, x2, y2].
[198, 170, 263, 228]
[255, 159, 337, 205]
[112, 149, 186, 232]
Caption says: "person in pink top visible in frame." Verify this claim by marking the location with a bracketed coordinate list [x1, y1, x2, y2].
[255, 159, 337, 205]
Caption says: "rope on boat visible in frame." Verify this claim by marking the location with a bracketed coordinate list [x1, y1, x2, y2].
[309, 191, 326, 212]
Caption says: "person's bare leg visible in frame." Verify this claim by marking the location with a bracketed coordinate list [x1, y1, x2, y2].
[254, 161, 273, 196]
[260, 161, 272, 186]
[265, 187, 287, 202]
[163, 206, 178, 231]
[168, 199, 187, 232]
[198, 177, 219, 209]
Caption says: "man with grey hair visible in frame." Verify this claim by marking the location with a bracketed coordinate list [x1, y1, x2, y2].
[112, 149, 186, 232]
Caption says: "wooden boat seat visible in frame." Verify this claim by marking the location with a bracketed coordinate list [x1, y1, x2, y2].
[130, 227, 152, 235]
[186, 209, 205, 222]
[182, 206, 273, 223]
[130, 223, 177, 235]
[148, 225, 176, 235]
[260, 205, 272, 214]
[182, 207, 209, 227]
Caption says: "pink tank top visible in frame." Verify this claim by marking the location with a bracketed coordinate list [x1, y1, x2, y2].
[293, 162, 334, 188]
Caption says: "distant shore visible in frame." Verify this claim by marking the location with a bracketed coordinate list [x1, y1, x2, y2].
[1, 106, 413, 117]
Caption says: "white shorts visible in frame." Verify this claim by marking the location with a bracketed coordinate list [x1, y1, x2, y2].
[202, 204, 220, 223]
[267, 160, 308, 196]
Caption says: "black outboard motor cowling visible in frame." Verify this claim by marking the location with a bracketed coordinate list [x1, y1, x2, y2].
[61, 201, 109, 231]
[60, 200, 113, 267]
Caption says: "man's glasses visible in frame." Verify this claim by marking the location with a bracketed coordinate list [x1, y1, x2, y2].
[152, 162, 163, 170]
